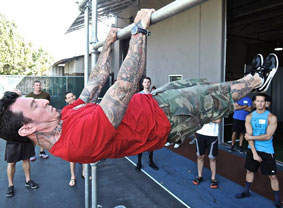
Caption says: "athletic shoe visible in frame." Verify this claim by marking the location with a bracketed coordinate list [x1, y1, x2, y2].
[239, 147, 245, 154]
[39, 151, 49, 159]
[257, 53, 278, 92]
[275, 201, 283, 208]
[245, 54, 263, 76]
[173, 143, 180, 148]
[235, 192, 251, 199]
[6, 186, 14, 197]
[149, 162, 159, 171]
[210, 179, 218, 189]
[30, 156, 36, 161]
[228, 146, 235, 152]
[25, 180, 39, 189]
[189, 138, 196, 144]
[192, 176, 203, 185]
[135, 163, 142, 172]
[164, 142, 171, 147]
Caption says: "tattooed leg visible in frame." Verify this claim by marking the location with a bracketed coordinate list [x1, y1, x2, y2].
[230, 73, 262, 101]
[79, 28, 118, 103]
[100, 33, 146, 128]
[99, 9, 154, 128]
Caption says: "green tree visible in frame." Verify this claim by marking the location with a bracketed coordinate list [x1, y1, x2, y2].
[0, 14, 53, 75]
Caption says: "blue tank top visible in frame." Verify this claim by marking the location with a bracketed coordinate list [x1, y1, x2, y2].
[249, 110, 274, 154]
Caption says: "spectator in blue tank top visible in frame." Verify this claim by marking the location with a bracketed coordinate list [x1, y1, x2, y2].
[236, 93, 282, 208]
[229, 96, 252, 153]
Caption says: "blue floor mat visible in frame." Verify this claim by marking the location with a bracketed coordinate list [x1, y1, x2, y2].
[128, 148, 275, 208]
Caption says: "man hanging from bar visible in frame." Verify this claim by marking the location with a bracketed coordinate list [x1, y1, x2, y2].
[0, 9, 279, 164]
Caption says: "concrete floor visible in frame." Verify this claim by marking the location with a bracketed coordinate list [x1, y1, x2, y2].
[0, 138, 278, 208]
[0, 139, 185, 208]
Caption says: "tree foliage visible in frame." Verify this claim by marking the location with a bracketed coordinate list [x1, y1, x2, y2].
[0, 14, 53, 75]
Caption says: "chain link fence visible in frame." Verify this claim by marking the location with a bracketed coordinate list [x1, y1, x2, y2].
[0, 75, 84, 109]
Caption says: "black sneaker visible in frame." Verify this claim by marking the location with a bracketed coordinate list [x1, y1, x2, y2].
[135, 163, 142, 172]
[149, 162, 159, 171]
[235, 192, 251, 199]
[257, 53, 278, 92]
[6, 186, 14, 197]
[39, 151, 49, 159]
[239, 147, 244, 154]
[245, 54, 263, 76]
[275, 201, 283, 208]
[228, 146, 235, 152]
[25, 180, 39, 189]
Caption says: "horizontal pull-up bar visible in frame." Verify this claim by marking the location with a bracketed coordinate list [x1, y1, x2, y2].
[92, 0, 208, 49]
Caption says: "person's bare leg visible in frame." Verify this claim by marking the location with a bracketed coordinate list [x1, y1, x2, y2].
[100, 9, 155, 128]
[231, 132, 237, 147]
[239, 133, 244, 147]
[7, 163, 16, 186]
[269, 175, 279, 191]
[210, 158, 216, 180]
[197, 155, 204, 178]
[230, 73, 262, 101]
[69, 162, 76, 186]
[22, 159, 31, 183]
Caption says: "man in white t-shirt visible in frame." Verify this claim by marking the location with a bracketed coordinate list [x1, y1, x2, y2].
[192, 119, 221, 189]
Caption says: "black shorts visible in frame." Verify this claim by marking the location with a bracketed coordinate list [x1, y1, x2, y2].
[5, 142, 35, 163]
[195, 133, 218, 159]
[245, 149, 277, 175]
[232, 119, 246, 133]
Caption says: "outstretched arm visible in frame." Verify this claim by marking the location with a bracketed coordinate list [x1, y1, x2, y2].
[79, 28, 118, 103]
[99, 9, 155, 128]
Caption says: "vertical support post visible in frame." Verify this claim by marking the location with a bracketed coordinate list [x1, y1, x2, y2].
[84, 3, 90, 86]
[85, 164, 90, 208]
[90, 162, 98, 208]
[90, 1, 99, 208]
[84, 3, 90, 208]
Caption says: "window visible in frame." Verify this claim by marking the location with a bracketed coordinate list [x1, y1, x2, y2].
[168, 74, 183, 82]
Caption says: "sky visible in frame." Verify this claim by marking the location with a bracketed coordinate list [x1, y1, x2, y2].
[0, 0, 113, 61]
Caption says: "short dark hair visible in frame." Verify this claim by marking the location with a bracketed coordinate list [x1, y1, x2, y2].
[143, 76, 151, 83]
[65, 91, 72, 99]
[0, 92, 31, 143]
[253, 93, 267, 102]
[33, 80, 41, 85]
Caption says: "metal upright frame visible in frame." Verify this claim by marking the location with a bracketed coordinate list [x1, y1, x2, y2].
[77, 0, 208, 207]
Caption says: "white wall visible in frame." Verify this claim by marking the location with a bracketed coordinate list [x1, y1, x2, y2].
[147, 0, 224, 86]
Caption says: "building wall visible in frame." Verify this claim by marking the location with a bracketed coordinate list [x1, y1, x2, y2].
[147, 0, 223, 86]
[113, 0, 224, 87]
[64, 57, 84, 75]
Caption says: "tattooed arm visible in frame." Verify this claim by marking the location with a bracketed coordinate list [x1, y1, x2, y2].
[79, 28, 118, 103]
[99, 9, 155, 128]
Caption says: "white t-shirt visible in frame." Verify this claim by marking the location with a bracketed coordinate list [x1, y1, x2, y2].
[196, 122, 219, 137]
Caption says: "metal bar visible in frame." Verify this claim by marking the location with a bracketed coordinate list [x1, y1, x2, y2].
[90, 162, 98, 208]
[79, 0, 90, 12]
[84, 5, 90, 86]
[93, 0, 208, 49]
[84, 4, 90, 208]
[84, 164, 90, 208]
[90, 1, 99, 208]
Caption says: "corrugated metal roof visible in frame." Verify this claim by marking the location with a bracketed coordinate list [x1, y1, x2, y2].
[66, 0, 137, 34]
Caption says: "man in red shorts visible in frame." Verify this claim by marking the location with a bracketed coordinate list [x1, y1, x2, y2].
[0, 9, 279, 164]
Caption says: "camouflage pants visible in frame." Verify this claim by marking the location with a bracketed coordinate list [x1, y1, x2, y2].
[152, 78, 234, 143]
